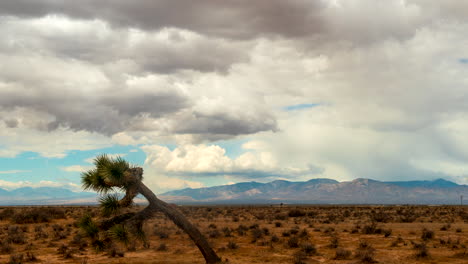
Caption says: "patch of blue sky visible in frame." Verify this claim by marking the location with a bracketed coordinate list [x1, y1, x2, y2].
[459, 58, 468, 64]
[0, 145, 147, 185]
[283, 103, 320, 111]
[214, 138, 250, 159]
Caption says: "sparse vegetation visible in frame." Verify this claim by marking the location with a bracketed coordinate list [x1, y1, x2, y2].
[0, 205, 466, 263]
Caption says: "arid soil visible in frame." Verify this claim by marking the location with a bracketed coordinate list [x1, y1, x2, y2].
[0, 205, 467, 264]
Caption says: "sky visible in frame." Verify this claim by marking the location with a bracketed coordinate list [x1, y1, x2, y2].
[0, 0, 468, 194]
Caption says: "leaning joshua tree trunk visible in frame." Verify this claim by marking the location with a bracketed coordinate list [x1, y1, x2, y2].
[81, 155, 221, 264]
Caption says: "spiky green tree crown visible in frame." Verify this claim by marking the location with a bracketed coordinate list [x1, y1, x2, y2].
[81, 154, 142, 193]
[81, 155, 143, 217]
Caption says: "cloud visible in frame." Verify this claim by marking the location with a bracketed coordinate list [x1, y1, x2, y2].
[61, 165, 93, 173]
[0, 170, 31, 174]
[0, 180, 81, 191]
[0, 0, 325, 40]
[0, 118, 113, 158]
[0, 0, 468, 187]
[141, 143, 314, 180]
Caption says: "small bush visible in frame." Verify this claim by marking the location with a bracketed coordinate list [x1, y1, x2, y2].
[208, 229, 221, 238]
[328, 236, 339, 248]
[362, 223, 382, 234]
[334, 248, 351, 260]
[8, 254, 24, 264]
[7, 226, 26, 244]
[11, 208, 65, 224]
[107, 246, 124, 257]
[440, 224, 451, 231]
[0, 240, 13, 254]
[155, 230, 169, 239]
[413, 242, 430, 258]
[287, 236, 299, 248]
[383, 229, 392, 237]
[301, 242, 317, 255]
[156, 243, 167, 251]
[421, 228, 434, 241]
[292, 251, 307, 264]
[288, 209, 306, 217]
[355, 240, 376, 263]
[227, 241, 238, 249]
[271, 235, 280, 243]
[57, 244, 73, 259]
[25, 252, 37, 262]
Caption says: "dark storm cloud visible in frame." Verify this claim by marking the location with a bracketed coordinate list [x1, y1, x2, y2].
[0, 89, 190, 135]
[0, 0, 325, 39]
[174, 111, 278, 136]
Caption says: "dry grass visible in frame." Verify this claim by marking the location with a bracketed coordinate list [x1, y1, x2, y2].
[0, 205, 467, 263]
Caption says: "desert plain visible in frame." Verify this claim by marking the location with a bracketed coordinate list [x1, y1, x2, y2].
[0, 205, 467, 264]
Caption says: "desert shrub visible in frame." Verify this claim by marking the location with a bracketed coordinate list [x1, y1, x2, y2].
[323, 227, 335, 234]
[154, 230, 169, 239]
[52, 224, 69, 240]
[287, 236, 299, 248]
[222, 227, 232, 237]
[361, 223, 382, 234]
[307, 211, 318, 217]
[271, 235, 280, 243]
[25, 252, 37, 262]
[70, 234, 88, 250]
[0, 240, 13, 254]
[208, 229, 221, 238]
[440, 224, 451, 231]
[274, 213, 288, 220]
[421, 228, 434, 241]
[334, 248, 351, 260]
[328, 235, 339, 248]
[355, 240, 376, 263]
[11, 208, 66, 224]
[275, 222, 282, 227]
[456, 228, 462, 233]
[0, 208, 15, 220]
[34, 225, 48, 239]
[383, 229, 392, 237]
[288, 209, 306, 217]
[227, 241, 238, 249]
[292, 251, 308, 264]
[156, 243, 167, 251]
[8, 253, 24, 264]
[251, 228, 263, 242]
[290, 227, 299, 235]
[301, 242, 317, 255]
[107, 246, 124, 257]
[390, 235, 404, 247]
[370, 211, 390, 223]
[236, 225, 248, 236]
[413, 242, 430, 258]
[7, 226, 26, 244]
[57, 244, 73, 258]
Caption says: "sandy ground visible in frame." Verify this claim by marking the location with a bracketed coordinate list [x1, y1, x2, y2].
[0, 205, 467, 264]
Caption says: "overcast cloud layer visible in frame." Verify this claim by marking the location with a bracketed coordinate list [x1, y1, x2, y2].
[1, 0, 468, 192]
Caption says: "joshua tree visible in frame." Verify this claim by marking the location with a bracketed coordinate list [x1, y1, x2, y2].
[80, 155, 221, 263]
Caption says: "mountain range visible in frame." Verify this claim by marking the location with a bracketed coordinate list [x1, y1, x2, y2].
[161, 178, 468, 205]
[0, 187, 96, 205]
[1, 178, 466, 205]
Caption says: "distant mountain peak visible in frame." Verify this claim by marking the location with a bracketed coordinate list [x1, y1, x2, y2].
[161, 177, 466, 205]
